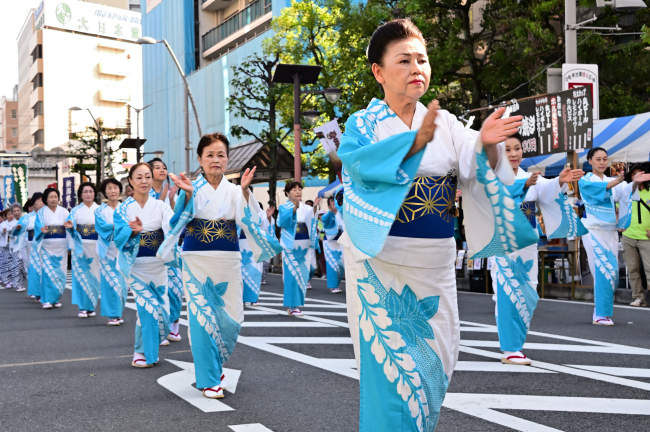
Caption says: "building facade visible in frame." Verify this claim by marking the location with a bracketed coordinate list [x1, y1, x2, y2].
[0, 96, 19, 151]
[17, 0, 144, 183]
[140, 0, 290, 176]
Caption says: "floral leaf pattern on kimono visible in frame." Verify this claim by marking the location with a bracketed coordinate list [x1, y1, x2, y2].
[30, 245, 41, 277]
[184, 268, 240, 363]
[472, 148, 538, 258]
[494, 256, 537, 330]
[42, 253, 66, 295]
[100, 257, 127, 306]
[549, 192, 588, 239]
[240, 205, 282, 262]
[240, 249, 262, 299]
[130, 275, 162, 320]
[324, 246, 344, 281]
[591, 235, 619, 293]
[71, 253, 100, 305]
[357, 261, 448, 432]
[283, 246, 309, 294]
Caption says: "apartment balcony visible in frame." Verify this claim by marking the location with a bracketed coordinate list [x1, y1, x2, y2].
[29, 87, 44, 109]
[28, 31, 43, 57]
[98, 61, 130, 77]
[202, 0, 272, 61]
[29, 58, 44, 82]
[30, 115, 44, 137]
[99, 83, 131, 103]
[202, 0, 234, 11]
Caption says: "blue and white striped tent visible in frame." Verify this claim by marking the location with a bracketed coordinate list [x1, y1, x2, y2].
[520, 111, 650, 176]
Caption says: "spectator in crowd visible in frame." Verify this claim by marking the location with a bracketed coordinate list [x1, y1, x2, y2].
[622, 163, 650, 307]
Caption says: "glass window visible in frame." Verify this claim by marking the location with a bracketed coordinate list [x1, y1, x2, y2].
[11, 128, 17, 137]
[11, 110, 17, 119]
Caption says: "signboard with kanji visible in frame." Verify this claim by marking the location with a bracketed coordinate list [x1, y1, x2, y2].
[562, 63, 599, 122]
[501, 88, 593, 158]
[62, 176, 76, 210]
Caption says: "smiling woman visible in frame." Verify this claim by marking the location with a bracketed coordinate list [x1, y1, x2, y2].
[337, 18, 538, 432]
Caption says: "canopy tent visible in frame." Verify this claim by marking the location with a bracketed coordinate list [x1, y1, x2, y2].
[520, 111, 650, 176]
[317, 179, 341, 198]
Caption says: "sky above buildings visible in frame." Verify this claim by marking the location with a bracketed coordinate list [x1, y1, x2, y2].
[0, 0, 42, 98]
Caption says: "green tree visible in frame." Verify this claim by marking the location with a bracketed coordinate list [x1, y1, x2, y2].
[68, 121, 124, 186]
[227, 52, 291, 206]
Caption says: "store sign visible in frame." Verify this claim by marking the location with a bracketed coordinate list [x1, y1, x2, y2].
[562, 63, 599, 122]
[11, 164, 27, 206]
[3, 175, 16, 208]
[147, 0, 162, 13]
[37, 0, 142, 41]
[500, 88, 594, 158]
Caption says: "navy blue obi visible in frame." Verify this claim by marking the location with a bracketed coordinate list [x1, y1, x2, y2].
[137, 228, 164, 257]
[183, 219, 239, 252]
[239, 229, 246, 240]
[28, 230, 34, 241]
[295, 222, 310, 240]
[389, 176, 456, 239]
[326, 229, 343, 241]
[521, 201, 537, 228]
[77, 224, 98, 240]
[44, 225, 66, 239]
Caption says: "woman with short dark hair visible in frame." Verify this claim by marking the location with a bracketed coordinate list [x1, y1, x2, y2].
[34, 188, 69, 309]
[338, 18, 534, 431]
[17, 193, 44, 300]
[96, 178, 128, 326]
[64, 182, 101, 318]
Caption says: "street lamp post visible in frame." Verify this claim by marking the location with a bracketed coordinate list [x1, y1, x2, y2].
[136, 37, 203, 175]
[69, 106, 105, 185]
[127, 103, 153, 162]
[271, 64, 341, 182]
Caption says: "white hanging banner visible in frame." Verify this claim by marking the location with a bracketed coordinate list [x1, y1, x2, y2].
[562, 63, 599, 123]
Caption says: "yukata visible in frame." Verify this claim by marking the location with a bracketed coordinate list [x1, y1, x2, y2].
[321, 204, 345, 290]
[13, 211, 37, 294]
[490, 168, 587, 353]
[261, 215, 276, 283]
[150, 187, 183, 324]
[67, 203, 101, 313]
[159, 175, 281, 391]
[579, 172, 635, 318]
[0, 219, 17, 285]
[35, 206, 70, 305]
[278, 202, 319, 308]
[6, 219, 22, 289]
[95, 203, 128, 319]
[114, 196, 179, 365]
[239, 209, 269, 304]
[338, 99, 538, 432]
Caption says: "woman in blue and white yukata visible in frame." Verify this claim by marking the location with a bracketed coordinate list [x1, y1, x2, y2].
[578, 147, 650, 326]
[13, 197, 40, 295]
[148, 157, 183, 342]
[7, 203, 26, 292]
[95, 178, 128, 326]
[338, 19, 537, 432]
[65, 182, 101, 319]
[159, 132, 281, 399]
[321, 194, 344, 293]
[279, 182, 321, 317]
[35, 188, 70, 310]
[239, 201, 273, 305]
[114, 162, 190, 368]
[15, 193, 43, 301]
[490, 133, 587, 365]
[0, 208, 18, 287]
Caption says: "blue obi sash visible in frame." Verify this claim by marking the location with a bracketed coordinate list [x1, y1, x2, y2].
[77, 224, 98, 240]
[137, 228, 164, 257]
[326, 229, 343, 241]
[389, 176, 456, 239]
[295, 222, 310, 240]
[239, 230, 247, 240]
[44, 225, 66, 239]
[28, 230, 34, 241]
[521, 201, 537, 228]
[183, 219, 239, 252]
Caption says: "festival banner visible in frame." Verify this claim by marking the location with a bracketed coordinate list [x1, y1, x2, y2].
[499, 87, 594, 158]
[62, 177, 76, 210]
[11, 164, 27, 205]
[3, 175, 16, 208]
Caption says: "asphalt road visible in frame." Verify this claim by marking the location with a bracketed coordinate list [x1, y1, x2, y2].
[1, 273, 650, 432]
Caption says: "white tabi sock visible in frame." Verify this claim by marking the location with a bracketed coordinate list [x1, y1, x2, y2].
[171, 322, 180, 334]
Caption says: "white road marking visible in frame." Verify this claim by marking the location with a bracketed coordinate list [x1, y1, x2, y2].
[158, 359, 241, 412]
[460, 340, 650, 355]
[252, 302, 346, 309]
[566, 365, 650, 378]
[229, 425, 274, 432]
[454, 361, 555, 373]
[241, 322, 333, 328]
[443, 393, 650, 432]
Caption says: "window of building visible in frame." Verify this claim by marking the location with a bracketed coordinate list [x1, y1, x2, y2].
[32, 73, 43, 90]
[11, 128, 17, 137]
[11, 146, 17, 150]
[32, 44, 43, 63]
[11, 110, 17, 119]
[33, 101, 44, 117]
[33, 129, 44, 145]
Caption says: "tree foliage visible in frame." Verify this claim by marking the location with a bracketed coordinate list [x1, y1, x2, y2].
[68, 121, 124, 183]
